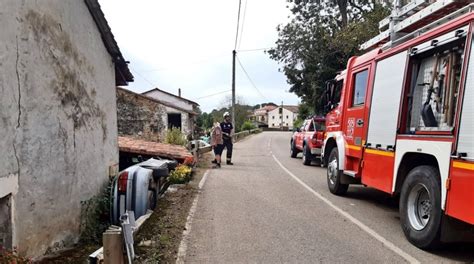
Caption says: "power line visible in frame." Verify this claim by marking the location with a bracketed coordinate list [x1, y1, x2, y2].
[237, 0, 248, 50]
[234, 0, 242, 50]
[194, 89, 232, 100]
[236, 55, 267, 100]
[130, 67, 158, 88]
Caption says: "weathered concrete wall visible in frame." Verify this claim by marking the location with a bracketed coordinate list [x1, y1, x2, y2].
[117, 88, 166, 142]
[0, 1, 118, 257]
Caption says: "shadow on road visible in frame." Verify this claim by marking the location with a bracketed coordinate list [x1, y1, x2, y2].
[340, 186, 474, 262]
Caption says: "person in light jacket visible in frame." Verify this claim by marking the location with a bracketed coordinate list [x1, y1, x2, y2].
[210, 121, 224, 168]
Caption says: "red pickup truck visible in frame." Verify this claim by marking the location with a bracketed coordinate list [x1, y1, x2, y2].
[290, 117, 326, 165]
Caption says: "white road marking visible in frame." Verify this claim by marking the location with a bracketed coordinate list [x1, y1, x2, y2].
[176, 170, 210, 264]
[271, 154, 420, 264]
[198, 169, 210, 189]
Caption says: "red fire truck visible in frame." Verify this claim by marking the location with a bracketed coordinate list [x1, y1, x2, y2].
[321, 0, 474, 249]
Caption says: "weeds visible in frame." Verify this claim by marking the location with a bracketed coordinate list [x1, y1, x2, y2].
[0, 246, 32, 264]
[79, 178, 113, 244]
[164, 127, 187, 146]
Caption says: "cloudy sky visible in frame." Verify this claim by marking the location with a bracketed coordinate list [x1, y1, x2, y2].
[99, 0, 300, 113]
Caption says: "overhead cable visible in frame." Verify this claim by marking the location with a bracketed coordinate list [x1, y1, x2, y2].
[237, 0, 248, 50]
[234, 0, 242, 50]
[236, 56, 267, 100]
[194, 89, 232, 100]
[130, 67, 158, 88]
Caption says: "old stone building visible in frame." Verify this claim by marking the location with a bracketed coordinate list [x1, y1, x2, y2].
[0, 0, 132, 258]
[116, 87, 167, 142]
[117, 87, 199, 140]
[142, 88, 199, 137]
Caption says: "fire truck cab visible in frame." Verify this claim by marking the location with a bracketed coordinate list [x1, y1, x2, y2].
[321, 1, 474, 249]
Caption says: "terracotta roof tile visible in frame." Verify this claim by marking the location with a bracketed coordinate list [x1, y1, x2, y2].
[118, 136, 194, 164]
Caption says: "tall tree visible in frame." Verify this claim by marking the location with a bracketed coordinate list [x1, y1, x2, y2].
[268, 0, 390, 113]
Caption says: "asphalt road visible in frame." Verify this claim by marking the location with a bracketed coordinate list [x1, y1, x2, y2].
[183, 132, 474, 263]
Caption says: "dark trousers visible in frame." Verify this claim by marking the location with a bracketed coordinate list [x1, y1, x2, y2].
[223, 138, 233, 161]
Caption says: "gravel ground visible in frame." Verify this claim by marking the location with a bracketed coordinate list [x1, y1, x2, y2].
[134, 153, 210, 263]
[37, 152, 212, 264]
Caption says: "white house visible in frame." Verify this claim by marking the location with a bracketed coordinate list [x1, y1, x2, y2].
[0, 0, 132, 258]
[251, 105, 277, 126]
[142, 88, 199, 137]
[268, 105, 299, 129]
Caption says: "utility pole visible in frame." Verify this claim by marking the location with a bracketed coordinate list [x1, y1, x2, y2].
[280, 100, 284, 129]
[232, 50, 236, 128]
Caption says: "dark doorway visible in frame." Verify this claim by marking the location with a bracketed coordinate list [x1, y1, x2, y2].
[0, 194, 12, 249]
[168, 113, 182, 130]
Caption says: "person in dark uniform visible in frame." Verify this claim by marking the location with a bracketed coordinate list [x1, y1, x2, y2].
[221, 112, 234, 165]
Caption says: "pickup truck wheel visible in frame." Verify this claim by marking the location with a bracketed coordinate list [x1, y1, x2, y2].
[399, 165, 441, 249]
[290, 140, 297, 158]
[327, 148, 348, 195]
[302, 144, 312, 166]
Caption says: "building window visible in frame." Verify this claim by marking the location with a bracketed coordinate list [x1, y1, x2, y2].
[168, 113, 182, 130]
[272, 116, 275, 119]
[286, 115, 289, 119]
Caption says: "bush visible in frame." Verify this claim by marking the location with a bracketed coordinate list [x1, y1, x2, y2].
[240, 121, 256, 131]
[164, 127, 187, 146]
[168, 165, 192, 184]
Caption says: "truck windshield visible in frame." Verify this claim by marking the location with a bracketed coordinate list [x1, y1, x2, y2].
[315, 121, 326, 131]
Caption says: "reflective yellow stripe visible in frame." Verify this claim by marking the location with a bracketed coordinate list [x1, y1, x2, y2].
[365, 148, 395, 157]
[347, 145, 361, 151]
[453, 161, 474, 171]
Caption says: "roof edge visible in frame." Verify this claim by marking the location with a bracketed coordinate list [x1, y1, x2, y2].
[142, 87, 200, 106]
[84, 0, 134, 85]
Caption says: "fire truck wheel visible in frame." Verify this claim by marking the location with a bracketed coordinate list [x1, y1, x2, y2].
[327, 148, 348, 195]
[399, 165, 441, 249]
[302, 143, 312, 166]
[290, 140, 298, 158]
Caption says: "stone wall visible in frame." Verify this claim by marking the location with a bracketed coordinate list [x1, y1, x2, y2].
[117, 88, 166, 142]
[0, 1, 119, 257]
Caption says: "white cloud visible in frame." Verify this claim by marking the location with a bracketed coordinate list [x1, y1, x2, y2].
[100, 0, 300, 112]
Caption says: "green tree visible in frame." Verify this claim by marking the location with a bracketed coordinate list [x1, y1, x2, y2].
[218, 96, 253, 133]
[298, 102, 312, 120]
[268, 0, 390, 113]
[196, 112, 213, 130]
